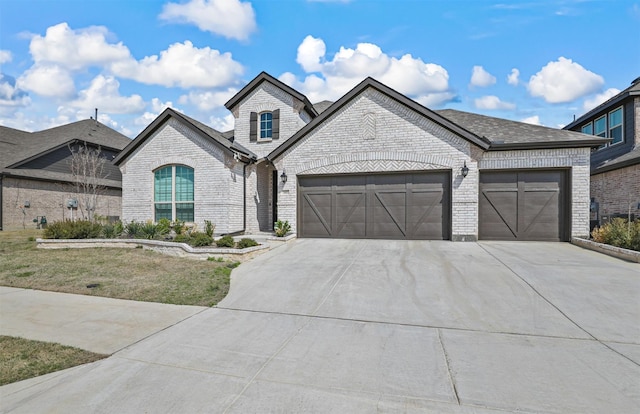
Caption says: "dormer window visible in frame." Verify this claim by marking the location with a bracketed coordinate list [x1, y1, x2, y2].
[250, 109, 280, 142]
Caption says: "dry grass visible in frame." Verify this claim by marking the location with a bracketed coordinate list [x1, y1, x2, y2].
[0, 230, 233, 306]
[0, 336, 107, 386]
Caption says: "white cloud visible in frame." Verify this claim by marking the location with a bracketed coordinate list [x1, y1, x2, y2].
[70, 75, 145, 114]
[507, 68, 520, 86]
[583, 88, 620, 111]
[297, 35, 326, 73]
[286, 36, 455, 107]
[520, 115, 541, 125]
[209, 114, 235, 132]
[0, 50, 12, 64]
[134, 98, 178, 126]
[29, 23, 130, 71]
[528, 57, 604, 103]
[18, 64, 76, 98]
[474, 95, 516, 110]
[0, 74, 30, 108]
[160, 0, 256, 41]
[470, 65, 496, 88]
[111, 41, 244, 89]
[179, 88, 238, 111]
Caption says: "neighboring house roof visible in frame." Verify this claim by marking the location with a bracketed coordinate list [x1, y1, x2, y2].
[0, 120, 131, 186]
[224, 71, 319, 118]
[113, 108, 256, 166]
[313, 100, 334, 114]
[437, 109, 609, 150]
[269, 77, 492, 161]
[563, 78, 640, 130]
[1, 119, 130, 170]
[592, 145, 640, 174]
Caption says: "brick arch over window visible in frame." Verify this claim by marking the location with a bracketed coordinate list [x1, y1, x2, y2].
[292, 152, 455, 176]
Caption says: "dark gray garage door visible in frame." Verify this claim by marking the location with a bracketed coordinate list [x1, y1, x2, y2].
[479, 170, 569, 241]
[298, 172, 450, 240]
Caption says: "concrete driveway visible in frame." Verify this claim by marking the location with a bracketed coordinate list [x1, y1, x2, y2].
[2, 240, 639, 413]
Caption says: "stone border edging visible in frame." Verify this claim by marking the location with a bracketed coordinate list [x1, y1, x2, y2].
[36, 238, 270, 262]
[571, 238, 640, 263]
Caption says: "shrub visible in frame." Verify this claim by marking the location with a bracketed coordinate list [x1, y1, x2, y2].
[592, 218, 640, 252]
[216, 235, 235, 248]
[204, 220, 215, 237]
[43, 220, 102, 239]
[172, 220, 185, 235]
[157, 218, 171, 235]
[102, 223, 121, 239]
[237, 238, 258, 249]
[139, 221, 161, 239]
[124, 221, 143, 238]
[189, 232, 213, 247]
[274, 220, 291, 237]
[173, 234, 191, 244]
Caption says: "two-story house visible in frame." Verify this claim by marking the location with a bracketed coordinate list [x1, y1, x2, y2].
[114, 72, 607, 241]
[563, 77, 640, 227]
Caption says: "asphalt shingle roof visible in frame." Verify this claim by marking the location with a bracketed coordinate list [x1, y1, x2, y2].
[436, 109, 609, 148]
[0, 119, 131, 169]
[592, 145, 640, 173]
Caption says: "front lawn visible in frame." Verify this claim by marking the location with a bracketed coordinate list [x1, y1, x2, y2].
[0, 230, 233, 306]
[0, 336, 107, 386]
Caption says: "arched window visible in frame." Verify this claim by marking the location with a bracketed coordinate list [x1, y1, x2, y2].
[154, 165, 194, 222]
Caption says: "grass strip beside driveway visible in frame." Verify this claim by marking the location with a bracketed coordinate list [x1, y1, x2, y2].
[0, 230, 233, 306]
[0, 336, 107, 386]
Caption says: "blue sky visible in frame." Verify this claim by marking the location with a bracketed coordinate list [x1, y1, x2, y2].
[1, 0, 638, 138]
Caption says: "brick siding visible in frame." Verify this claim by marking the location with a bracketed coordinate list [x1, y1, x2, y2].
[120, 118, 245, 234]
[591, 164, 640, 220]
[2, 177, 121, 230]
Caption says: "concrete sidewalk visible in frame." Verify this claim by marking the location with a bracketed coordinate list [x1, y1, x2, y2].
[0, 287, 207, 354]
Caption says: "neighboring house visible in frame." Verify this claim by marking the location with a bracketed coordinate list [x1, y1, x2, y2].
[115, 72, 607, 241]
[0, 119, 131, 230]
[563, 77, 640, 226]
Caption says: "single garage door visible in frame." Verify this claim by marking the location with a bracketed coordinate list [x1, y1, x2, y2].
[298, 172, 450, 240]
[479, 170, 569, 241]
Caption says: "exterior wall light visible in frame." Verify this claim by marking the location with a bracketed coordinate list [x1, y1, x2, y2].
[280, 170, 288, 184]
[461, 161, 469, 178]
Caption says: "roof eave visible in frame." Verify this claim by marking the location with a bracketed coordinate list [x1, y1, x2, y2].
[592, 156, 640, 174]
[7, 139, 123, 169]
[564, 91, 634, 130]
[488, 139, 611, 151]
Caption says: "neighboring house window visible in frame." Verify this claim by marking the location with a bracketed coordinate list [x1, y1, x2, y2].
[581, 123, 592, 135]
[608, 107, 623, 145]
[594, 115, 606, 137]
[154, 165, 194, 222]
[249, 109, 280, 142]
[260, 112, 273, 139]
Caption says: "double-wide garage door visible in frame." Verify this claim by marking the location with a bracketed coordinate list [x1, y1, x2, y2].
[298, 172, 450, 240]
[479, 170, 569, 241]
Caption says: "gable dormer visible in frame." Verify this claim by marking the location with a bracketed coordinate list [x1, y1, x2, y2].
[225, 72, 318, 159]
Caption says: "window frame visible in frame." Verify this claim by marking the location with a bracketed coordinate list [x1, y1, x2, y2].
[154, 165, 194, 222]
[581, 122, 593, 135]
[607, 106, 624, 146]
[259, 111, 273, 140]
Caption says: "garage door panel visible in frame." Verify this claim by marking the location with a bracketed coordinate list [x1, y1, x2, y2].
[479, 170, 567, 241]
[299, 172, 450, 240]
[336, 192, 366, 238]
[301, 193, 332, 237]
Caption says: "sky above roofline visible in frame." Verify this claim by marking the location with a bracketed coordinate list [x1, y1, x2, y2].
[1, 0, 638, 138]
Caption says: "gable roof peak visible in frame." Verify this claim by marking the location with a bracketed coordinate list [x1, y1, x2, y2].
[224, 72, 318, 117]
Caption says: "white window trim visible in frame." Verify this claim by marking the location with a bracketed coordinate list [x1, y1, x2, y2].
[154, 165, 194, 223]
[258, 111, 273, 142]
[608, 106, 624, 147]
